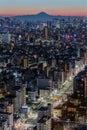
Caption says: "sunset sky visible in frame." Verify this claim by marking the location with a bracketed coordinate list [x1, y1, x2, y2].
[0, 0, 87, 16]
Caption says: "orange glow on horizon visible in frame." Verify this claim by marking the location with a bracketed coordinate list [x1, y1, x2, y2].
[0, 9, 86, 17]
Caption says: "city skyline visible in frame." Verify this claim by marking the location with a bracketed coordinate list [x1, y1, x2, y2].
[0, 0, 87, 16]
[0, 5, 87, 130]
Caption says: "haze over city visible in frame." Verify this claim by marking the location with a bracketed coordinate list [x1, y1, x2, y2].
[0, 0, 87, 16]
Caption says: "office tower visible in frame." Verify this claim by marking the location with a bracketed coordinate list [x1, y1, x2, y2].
[45, 27, 48, 40]
[73, 66, 87, 100]
[0, 112, 13, 129]
[37, 104, 51, 130]
[37, 104, 51, 120]
[6, 104, 13, 113]
[47, 21, 51, 28]
[11, 85, 26, 113]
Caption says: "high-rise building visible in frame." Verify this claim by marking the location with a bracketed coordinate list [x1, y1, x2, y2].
[6, 104, 13, 114]
[47, 21, 51, 28]
[73, 66, 87, 99]
[37, 104, 52, 130]
[45, 27, 48, 40]
[11, 85, 26, 113]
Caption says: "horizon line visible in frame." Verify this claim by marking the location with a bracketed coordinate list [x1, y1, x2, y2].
[0, 11, 87, 17]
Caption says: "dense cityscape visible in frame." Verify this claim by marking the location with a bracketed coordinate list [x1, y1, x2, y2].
[0, 15, 87, 130]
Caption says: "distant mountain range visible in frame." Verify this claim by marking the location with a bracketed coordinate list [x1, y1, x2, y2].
[12, 12, 71, 21]
[0, 12, 82, 21]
